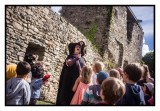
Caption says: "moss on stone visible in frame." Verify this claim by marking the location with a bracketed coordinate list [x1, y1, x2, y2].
[84, 23, 99, 52]
[106, 59, 116, 70]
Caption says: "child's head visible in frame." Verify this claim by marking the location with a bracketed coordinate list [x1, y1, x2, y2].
[142, 82, 154, 96]
[116, 67, 124, 80]
[31, 62, 44, 79]
[81, 66, 92, 84]
[109, 69, 121, 79]
[92, 61, 104, 73]
[142, 64, 151, 80]
[24, 53, 38, 66]
[16, 61, 31, 77]
[97, 71, 109, 85]
[123, 63, 143, 83]
[100, 77, 126, 105]
[6, 64, 17, 81]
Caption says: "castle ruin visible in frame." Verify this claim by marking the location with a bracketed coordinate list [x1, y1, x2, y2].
[61, 6, 143, 68]
[6, 6, 143, 103]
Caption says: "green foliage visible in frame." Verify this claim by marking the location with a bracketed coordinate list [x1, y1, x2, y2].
[108, 7, 113, 28]
[106, 60, 116, 70]
[83, 23, 99, 52]
[142, 51, 154, 77]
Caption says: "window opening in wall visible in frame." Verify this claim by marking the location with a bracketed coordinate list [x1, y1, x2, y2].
[25, 42, 45, 61]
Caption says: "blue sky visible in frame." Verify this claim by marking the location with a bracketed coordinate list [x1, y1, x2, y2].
[52, 6, 154, 56]
[130, 6, 154, 56]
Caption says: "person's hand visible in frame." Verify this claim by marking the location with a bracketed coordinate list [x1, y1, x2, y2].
[43, 74, 51, 82]
[77, 54, 81, 59]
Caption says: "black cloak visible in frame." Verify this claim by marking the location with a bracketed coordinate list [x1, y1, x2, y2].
[56, 41, 86, 105]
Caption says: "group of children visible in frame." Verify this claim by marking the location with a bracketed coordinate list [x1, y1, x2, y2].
[6, 54, 50, 105]
[69, 61, 154, 105]
[6, 54, 154, 105]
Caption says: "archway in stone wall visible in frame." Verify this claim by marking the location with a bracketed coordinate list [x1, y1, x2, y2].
[25, 42, 45, 61]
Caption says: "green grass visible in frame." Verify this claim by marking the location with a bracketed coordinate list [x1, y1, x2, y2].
[36, 100, 55, 105]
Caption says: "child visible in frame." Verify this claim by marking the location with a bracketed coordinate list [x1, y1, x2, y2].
[116, 67, 124, 80]
[70, 66, 92, 105]
[96, 77, 125, 105]
[142, 82, 154, 105]
[29, 62, 50, 105]
[148, 88, 154, 105]
[137, 64, 151, 86]
[81, 71, 109, 105]
[6, 61, 31, 105]
[116, 63, 145, 105]
[24, 53, 39, 83]
[92, 61, 104, 85]
[109, 69, 121, 80]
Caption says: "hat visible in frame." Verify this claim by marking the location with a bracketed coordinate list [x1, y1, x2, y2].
[97, 71, 109, 81]
[144, 82, 154, 94]
[68, 41, 86, 56]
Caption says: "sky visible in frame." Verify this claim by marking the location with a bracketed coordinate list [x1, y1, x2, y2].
[51, 6, 154, 56]
[130, 6, 154, 56]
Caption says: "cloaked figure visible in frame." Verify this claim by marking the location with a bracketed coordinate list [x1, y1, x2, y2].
[56, 41, 86, 105]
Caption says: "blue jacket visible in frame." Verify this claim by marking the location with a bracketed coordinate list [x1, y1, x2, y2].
[6, 78, 31, 105]
[30, 78, 43, 99]
[116, 83, 145, 105]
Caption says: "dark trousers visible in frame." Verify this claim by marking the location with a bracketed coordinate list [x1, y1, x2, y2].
[29, 98, 38, 105]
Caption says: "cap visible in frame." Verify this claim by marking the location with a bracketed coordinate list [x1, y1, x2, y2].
[97, 71, 109, 81]
[144, 82, 154, 94]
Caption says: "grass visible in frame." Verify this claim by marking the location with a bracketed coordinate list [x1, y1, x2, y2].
[36, 100, 55, 105]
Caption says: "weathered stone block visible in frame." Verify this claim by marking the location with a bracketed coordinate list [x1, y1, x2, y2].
[13, 22, 23, 30]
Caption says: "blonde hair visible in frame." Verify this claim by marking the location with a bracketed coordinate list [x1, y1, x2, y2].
[101, 77, 126, 104]
[109, 69, 121, 79]
[142, 64, 151, 79]
[93, 61, 104, 73]
[81, 66, 92, 84]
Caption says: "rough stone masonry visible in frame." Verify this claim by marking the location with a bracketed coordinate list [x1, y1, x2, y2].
[6, 6, 143, 103]
[62, 6, 144, 68]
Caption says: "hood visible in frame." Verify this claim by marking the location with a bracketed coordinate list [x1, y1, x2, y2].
[90, 85, 101, 100]
[127, 83, 145, 105]
[6, 78, 24, 100]
[30, 79, 43, 90]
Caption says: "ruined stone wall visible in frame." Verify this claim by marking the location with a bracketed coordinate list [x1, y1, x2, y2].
[124, 22, 143, 64]
[61, 6, 112, 56]
[61, 6, 143, 69]
[6, 6, 102, 103]
[106, 6, 127, 67]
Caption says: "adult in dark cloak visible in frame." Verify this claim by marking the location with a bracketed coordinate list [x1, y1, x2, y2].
[56, 41, 86, 105]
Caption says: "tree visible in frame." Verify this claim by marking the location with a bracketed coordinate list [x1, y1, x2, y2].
[142, 51, 154, 77]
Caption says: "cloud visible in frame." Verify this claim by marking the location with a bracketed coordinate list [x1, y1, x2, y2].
[142, 22, 154, 37]
[142, 38, 150, 56]
[51, 6, 62, 15]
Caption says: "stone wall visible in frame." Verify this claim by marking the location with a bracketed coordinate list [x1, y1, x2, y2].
[6, 6, 102, 103]
[106, 6, 127, 68]
[61, 6, 143, 69]
[61, 6, 112, 56]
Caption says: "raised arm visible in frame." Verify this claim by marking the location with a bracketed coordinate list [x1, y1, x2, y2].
[66, 54, 81, 66]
